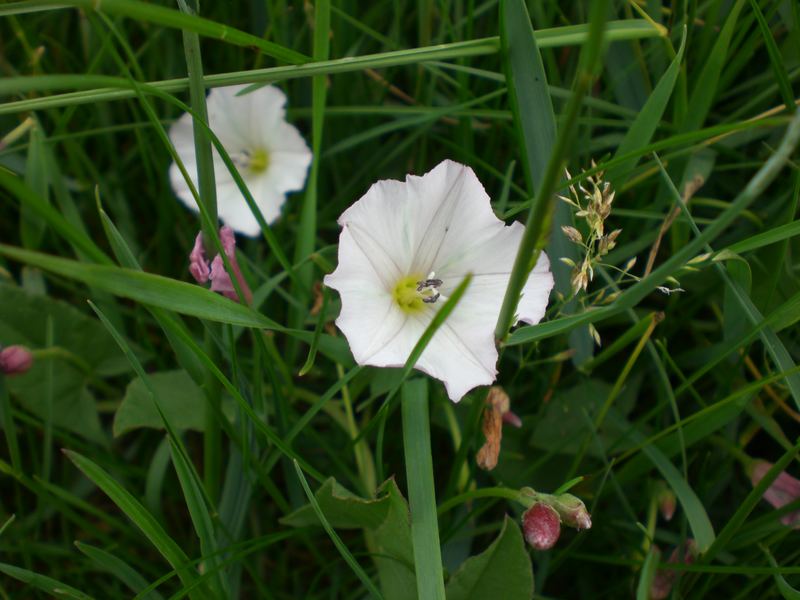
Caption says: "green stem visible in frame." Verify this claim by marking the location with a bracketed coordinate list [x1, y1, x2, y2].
[401, 379, 445, 600]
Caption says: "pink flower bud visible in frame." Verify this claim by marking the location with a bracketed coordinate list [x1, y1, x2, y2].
[551, 493, 592, 530]
[650, 540, 697, 600]
[189, 227, 253, 304]
[749, 460, 800, 528]
[502, 410, 522, 429]
[188, 232, 210, 284]
[657, 488, 677, 521]
[0, 345, 33, 376]
[522, 503, 561, 550]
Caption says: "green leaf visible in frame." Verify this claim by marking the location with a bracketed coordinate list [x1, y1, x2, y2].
[0, 562, 94, 599]
[282, 478, 415, 600]
[280, 477, 393, 529]
[114, 370, 228, 437]
[292, 461, 385, 600]
[0, 282, 129, 443]
[64, 450, 200, 591]
[445, 517, 533, 600]
[530, 378, 638, 458]
[500, 0, 555, 193]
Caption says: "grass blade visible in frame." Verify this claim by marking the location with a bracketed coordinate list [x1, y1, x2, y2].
[292, 460, 385, 599]
[75, 541, 164, 600]
[0, 563, 95, 600]
[63, 450, 200, 591]
[402, 378, 446, 600]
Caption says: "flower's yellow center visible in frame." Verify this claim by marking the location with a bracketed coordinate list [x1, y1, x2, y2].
[249, 148, 269, 174]
[392, 273, 443, 314]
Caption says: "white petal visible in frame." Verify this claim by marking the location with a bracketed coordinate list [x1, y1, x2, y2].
[403, 160, 505, 275]
[437, 221, 554, 327]
[324, 227, 409, 363]
[168, 84, 311, 235]
[214, 176, 261, 237]
[264, 124, 313, 193]
[336, 178, 417, 278]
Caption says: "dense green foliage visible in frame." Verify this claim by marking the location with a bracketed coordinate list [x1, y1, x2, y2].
[0, 0, 799, 598]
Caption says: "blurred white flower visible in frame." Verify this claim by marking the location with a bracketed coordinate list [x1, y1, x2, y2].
[169, 84, 312, 236]
[324, 160, 553, 402]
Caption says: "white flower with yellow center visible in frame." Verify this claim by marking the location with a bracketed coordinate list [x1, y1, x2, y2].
[324, 160, 554, 402]
[169, 84, 312, 236]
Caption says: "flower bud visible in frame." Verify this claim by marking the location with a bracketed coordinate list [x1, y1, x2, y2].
[657, 487, 677, 521]
[549, 492, 592, 530]
[0, 345, 33, 376]
[522, 503, 561, 550]
[650, 540, 697, 599]
[748, 460, 800, 528]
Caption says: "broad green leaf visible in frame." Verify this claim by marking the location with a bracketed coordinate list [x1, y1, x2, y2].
[529, 378, 638, 458]
[114, 370, 231, 437]
[0, 282, 129, 442]
[293, 462, 385, 600]
[282, 478, 415, 600]
[281, 478, 393, 529]
[445, 517, 533, 600]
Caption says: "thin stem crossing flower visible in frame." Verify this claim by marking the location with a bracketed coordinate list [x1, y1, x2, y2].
[324, 160, 554, 402]
[169, 84, 312, 236]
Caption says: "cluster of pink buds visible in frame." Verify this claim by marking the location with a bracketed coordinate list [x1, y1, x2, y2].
[518, 487, 591, 550]
[189, 226, 253, 304]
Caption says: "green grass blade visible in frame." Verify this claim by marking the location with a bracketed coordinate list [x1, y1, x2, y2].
[0, 170, 111, 265]
[0, 21, 663, 115]
[606, 27, 686, 187]
[0, 562, 95, 599]
[21, 0, 307, 63]
[495, 0, 610, 341]
[506, 107, 800, 346]
[747, 0, 795, 112]
[682, 0, 745, 132]
[175, 0, 217, 237]
[499, 0, 556, 194]
[0, 244, 281, 330]
[75, 541, 165, 600]
[401, 378, 445, 600]
[290, 0, 330, 360]
[63, 450, 200, 590]
[635, 547, 660, 600]
[292, 460, 385, 599]
[654, 154, 800, 410]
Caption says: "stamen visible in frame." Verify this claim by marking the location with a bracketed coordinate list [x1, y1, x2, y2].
[392, 272, 445, 313]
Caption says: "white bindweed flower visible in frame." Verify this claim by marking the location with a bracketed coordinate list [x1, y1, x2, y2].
[169, 84, 312, 236]
[324, 160, 554, 402]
